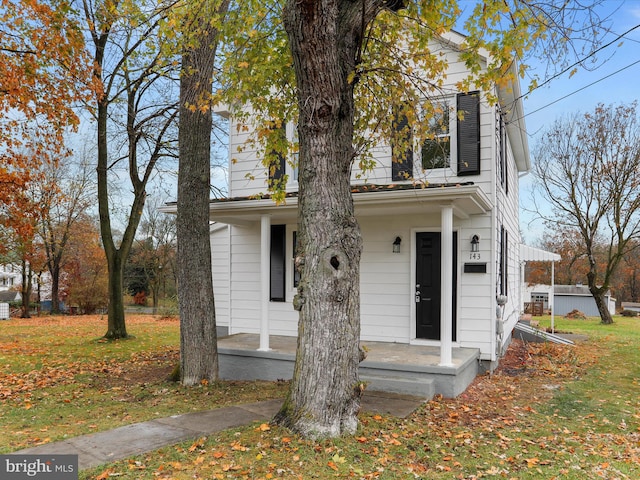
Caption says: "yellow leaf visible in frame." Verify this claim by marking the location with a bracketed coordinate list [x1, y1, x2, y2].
[258, 423, 270, 431]
[238, 61, 249, 69]
[332, 453, 346, 464]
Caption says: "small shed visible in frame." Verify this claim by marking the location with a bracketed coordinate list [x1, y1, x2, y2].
[554, 285, 616, 317]
[620, 302, 640, 314]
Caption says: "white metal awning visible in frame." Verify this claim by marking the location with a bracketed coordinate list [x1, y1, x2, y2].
[520, 244, 561, 262]
[519, 244, 561, 333]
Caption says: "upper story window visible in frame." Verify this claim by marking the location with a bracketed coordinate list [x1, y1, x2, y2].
[421, 102, 451, 170]
[390, 91, 481, 181]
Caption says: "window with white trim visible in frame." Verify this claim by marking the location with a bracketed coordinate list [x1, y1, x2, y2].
[421, 101, 451, 170]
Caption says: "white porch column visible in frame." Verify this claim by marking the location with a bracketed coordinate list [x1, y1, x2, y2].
[440, 204, 454, 366]
[259, 214, 270, 351]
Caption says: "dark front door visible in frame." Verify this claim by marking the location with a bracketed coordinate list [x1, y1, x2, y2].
[415, 232, 457, 340]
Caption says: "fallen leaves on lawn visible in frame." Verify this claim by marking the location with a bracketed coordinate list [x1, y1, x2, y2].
[132, 338, 640, 480]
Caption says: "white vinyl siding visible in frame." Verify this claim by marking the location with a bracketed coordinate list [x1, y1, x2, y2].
[211, 224, 230, 328]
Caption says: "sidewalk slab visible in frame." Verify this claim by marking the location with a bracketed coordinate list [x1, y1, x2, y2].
[13, 392, 423, 471]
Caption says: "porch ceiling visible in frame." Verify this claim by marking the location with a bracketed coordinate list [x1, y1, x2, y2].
[205, 183, 492, 225]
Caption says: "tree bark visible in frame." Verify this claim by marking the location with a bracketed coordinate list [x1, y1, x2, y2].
[96, 94, 129, 339]
[591, 288, 613, 325]
[20, 259, 32, 319]
[274, 0, 402, 439]
[50, 263, 60, 314]
[176, 0, 229, 385]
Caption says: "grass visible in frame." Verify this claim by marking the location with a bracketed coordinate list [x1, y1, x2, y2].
[2, 314, 639, 479]
[0, 315, 288, 455]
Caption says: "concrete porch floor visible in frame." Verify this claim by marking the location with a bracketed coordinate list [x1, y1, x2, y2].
[218, 334, 480, 399]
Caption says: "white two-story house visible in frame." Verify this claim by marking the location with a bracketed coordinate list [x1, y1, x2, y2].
[172, 31, 539, 398]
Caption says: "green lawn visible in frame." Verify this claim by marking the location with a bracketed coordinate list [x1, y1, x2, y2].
[1, 314, 638, 479]
[0, 315, 288, 455]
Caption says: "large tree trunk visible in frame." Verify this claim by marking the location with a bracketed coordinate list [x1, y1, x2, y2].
[105, 252, 128, 338]
[587, 255, 614, 325]
[50, 263, 60, 314]
[176, 0, 229, 385]
[96, 98, 132, 339]
[274, 0, 401, 439]
[20, 259, 32, 319]
[589, 283, 614, 325]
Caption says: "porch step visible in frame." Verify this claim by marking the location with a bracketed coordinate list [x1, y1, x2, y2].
[360, 374, 435, 399]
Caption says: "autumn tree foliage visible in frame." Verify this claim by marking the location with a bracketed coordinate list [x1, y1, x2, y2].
[64, 216, 109, 314]
[532, 103, 640, 324]
[611, 241, 640, 305]
[0, 189, 46, 318]
[217, 0, 606, 438]
[126, 197, 177, 311]
[34, 159, 94, 314]
[0, 0, 92, 208]
[526, 226, 594, 286]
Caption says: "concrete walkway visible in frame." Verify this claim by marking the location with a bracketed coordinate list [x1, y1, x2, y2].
[15, 391, 424, 471]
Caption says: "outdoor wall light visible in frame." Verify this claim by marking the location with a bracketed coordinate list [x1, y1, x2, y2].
[392, 236, 402, 254]
[471, 234, 480, 252]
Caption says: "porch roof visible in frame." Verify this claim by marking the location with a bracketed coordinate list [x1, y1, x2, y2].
[166, 182, 492, 226]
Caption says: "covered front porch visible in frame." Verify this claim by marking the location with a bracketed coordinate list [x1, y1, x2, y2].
[218, 334, 480, 399]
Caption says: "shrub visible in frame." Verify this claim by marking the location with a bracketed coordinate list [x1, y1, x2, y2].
[621, 309, 639, 317]
[133, 291, 147, 306]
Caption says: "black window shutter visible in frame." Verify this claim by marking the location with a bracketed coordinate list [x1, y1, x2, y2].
[500, 225, 508, 296]
[270, 225, 286, 302]
[457, 92, 480, 176]
[499, 113, 508, 194]
[391, 109, 413, 181]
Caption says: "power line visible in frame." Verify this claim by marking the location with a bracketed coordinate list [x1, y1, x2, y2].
[517, 58, 640, 122]
[515, 23, 640, 104]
